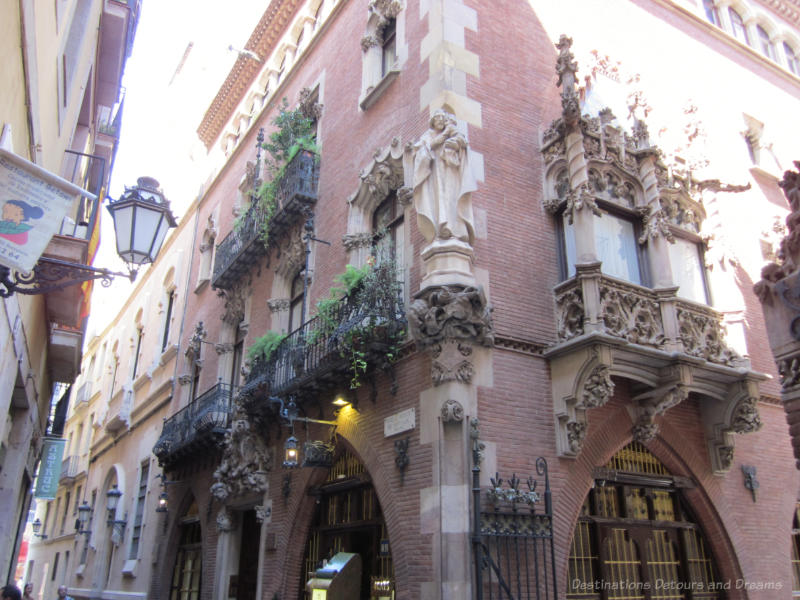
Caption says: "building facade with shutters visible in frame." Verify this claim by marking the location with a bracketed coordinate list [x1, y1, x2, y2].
[0, 0, 140, 583]
[25, 0, 800, 598]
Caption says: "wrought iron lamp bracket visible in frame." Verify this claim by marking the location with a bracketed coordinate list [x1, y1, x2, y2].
[0, 257, 136, 298]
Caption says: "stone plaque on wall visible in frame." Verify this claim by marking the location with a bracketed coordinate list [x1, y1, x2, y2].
[384, 408, 415, 437]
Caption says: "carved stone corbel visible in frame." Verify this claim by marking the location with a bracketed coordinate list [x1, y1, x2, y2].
[212, 403, 272, 501]
[341, 232, 373, 251]
[630, 385, 688, 443]
[441, 399, 464, 423]
[267, 298, 290, 313]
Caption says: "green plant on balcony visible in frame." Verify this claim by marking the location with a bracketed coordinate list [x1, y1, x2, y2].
[313, 257, 404, 388]
[246, 330, 287, 364]
[253, 98, 319, 247]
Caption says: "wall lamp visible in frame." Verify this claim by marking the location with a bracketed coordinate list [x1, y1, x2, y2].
[270, 396, 344, 470]
[75, 501, 92, 535]
[106, 484, 127, 539]
[30, 519, 47, 539]
[0, 177, 176, 297]
[154, 473, 181, 513]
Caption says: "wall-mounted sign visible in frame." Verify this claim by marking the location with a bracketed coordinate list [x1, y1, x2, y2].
[384, 408, 415, 438]
[0, 145, 95, 272]
[34, 437, 67, 499]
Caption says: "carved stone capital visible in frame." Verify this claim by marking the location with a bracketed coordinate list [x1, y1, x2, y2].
[632, 421, 659, 443]
[408, 285, 494, 348]
[637, 206, 675, 245]
[267, 298, 290, 313]
[216, 507, 234, 532]
[178, 374, 193, 386]
[369, 0, 403, 20]
[361, 34, 380, 51]
[441, 399, 465, 423]
[564, 184, 601, 225]
[397, 185, 413, 206]
[341, 232, 373, 251]
[215, 343, 234, 355]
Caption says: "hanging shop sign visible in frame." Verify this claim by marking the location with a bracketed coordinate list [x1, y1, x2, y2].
[34, 437, 67, 499]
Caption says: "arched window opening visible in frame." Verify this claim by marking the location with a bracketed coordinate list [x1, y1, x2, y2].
[757, 25, 775, 59]
[729, 8, 750, 45]
[289, 270, 305, 333]
[567, 442, 722, 599]
[784, 42, 799, 75]
[381, 18, 397, 77]
[703, 0, 720, 26]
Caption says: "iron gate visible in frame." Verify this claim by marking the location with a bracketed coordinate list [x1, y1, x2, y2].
[472, 421, 557, 600]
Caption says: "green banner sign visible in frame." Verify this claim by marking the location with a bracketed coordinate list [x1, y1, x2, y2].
[34, 438, 66, 499]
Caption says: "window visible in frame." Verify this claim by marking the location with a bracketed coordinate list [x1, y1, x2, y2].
[60, 491, 71, 534]
[162, 289, 175, 352]
[703, 0, 719, 26]
[757, 26, 774, 59]
[51, 553, 60, 581]
[288, 271, 304, 332]
[567, 443, 722, 599]
[381, 18, 397, 77]
[669, 237, 709, 304]
[190, 361, 201, 402]
[562, 211, 643, 285]
[785, 42, 799, 75]
[129, 461, 149, 559]
[230, 329, 245, 390]
[131, 328, 143, 379]
[729, 8, 750, 45]
[372, 190, 404, 264]
[73, 486, 82, 515]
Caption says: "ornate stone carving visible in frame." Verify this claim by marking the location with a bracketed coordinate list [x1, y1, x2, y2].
[212, 408, 272, 501]
[555, 287, 584, 340]
[369, 0, 403, 21]
[717, 445, 735, 471]
[177, 374, 193, 385]
[599, 285, 664, 347]
[580, 365, 615, 408]
[412, 110, 476, 245]
[342, 232, 373, 251]
[361, 34, 380, 50]
[632, 422, 659, 443]
[397, 185, 413, 206]
[731, 396, 762, 434]
[394, 437, 409, 478]
[408, 285, 494, 348]
[441, 399, 465, 423]
[431, 341, 475, 385]
[566, 420, 587, 454]
[220, 281, 250, 326]
[298, 87, 323, 120]
[778, 357, 800, 389]
[275, 227, 305, 278]
[254, 504, 271, 523]
[543, 140, 565, 165]
[216, 507, 234, 532]
[659, 190, 704, 233]
[555, 35, 580, 128]
[267, 298, 290, 313]
[637, 205, 674, 245]
[470, 418, 486, 465]
[563, 184, 601, 225]
[186, 322, 207, 359]
[676, 307, 737, 365]
[215, 343, 234, 355]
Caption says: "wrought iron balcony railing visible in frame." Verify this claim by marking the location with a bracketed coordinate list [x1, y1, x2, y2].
[242, 264, 405, 400]
[212, 150, 319, 290]
[153, 382, 234, 468]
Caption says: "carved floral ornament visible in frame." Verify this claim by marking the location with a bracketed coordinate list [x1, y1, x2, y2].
[441, 399, 465, 423]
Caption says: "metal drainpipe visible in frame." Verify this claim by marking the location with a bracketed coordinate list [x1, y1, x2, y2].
[17, 0, 39, 162]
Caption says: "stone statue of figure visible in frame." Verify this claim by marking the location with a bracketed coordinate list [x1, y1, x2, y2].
[413, 109, 477, 245]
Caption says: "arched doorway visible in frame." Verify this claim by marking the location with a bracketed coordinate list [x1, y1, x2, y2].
[169, 499, 202, 600]
[567, 442, 723, 599]
[300, 450, 394, 599]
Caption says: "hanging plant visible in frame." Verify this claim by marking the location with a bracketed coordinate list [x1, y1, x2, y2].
[255, 98, 319, 248]
[246, 331, 287, 363]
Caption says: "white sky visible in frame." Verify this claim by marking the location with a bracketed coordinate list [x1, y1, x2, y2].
[86, 0, 266, 338]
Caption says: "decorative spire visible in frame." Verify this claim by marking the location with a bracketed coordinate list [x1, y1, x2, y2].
[555, 35, 580, 127]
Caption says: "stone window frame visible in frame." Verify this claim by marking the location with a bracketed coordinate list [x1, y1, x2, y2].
[359, 0, 407, 111]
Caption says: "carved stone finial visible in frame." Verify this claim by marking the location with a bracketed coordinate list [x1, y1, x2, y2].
[555, 35, 578, 91]
[441, 399, 465, 423]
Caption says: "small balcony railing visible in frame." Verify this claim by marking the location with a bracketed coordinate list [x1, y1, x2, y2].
[59, 455, 84, 483]
[553, 266, 739, 366]
[242, 264, 405, 400]
[153, 382, 233, 468]
[212, 150, 319, 290]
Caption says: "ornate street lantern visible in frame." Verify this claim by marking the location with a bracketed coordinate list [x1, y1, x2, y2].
[106, 176, 177, 267]
[76, 501, 92, 534]
[283, 434, 299, 468]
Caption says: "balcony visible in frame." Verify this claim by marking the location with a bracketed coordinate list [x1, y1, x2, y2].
[546, 263, 764, 473]
[240, 264, 405, 408]
[212, 150, 319, 290]
[59, 455, 86, 483]
[153, 382, 234, 469]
